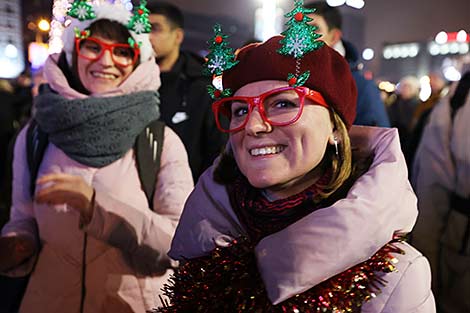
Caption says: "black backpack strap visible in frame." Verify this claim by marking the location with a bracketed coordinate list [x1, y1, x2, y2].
[135, 120, 165, 209]
[26, 120, 49, 197]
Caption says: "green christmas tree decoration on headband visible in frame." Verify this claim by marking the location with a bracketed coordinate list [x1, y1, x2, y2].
[206, 85, 233, 99]
[278, 0, 323, 87]
[74, 28, 90, 39]
[203, 24, 239, 77]
[68, 0, 96, 21]
[128, 0, 152, 34]
[128, 37, 142, 50]
[203, 24, 239, 99]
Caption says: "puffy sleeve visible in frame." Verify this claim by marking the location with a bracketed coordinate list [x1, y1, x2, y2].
[84, 126, 194, 272]
[381, 257, 435, 312]
[1, 125, 40, 276]
[255, 126, 418, 303]
[373, 243, 435, 313]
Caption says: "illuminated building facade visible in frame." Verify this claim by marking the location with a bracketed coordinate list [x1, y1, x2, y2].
[0, 0, 24, 78]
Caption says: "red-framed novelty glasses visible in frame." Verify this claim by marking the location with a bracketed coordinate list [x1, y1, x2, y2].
[75, 37, 140, 67]
[212, 86, 329, 133]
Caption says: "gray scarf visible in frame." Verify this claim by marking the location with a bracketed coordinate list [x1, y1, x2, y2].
[34, 85, 160, 167]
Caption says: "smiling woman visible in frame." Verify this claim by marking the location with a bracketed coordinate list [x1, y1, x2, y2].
[74, 20, 138, 94]
[155, 1, 435, 312]
[0, 1, 193, 313]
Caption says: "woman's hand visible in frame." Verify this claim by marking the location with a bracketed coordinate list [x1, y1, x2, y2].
[35, 173, 95, 222]
[0, 236, 36, 271]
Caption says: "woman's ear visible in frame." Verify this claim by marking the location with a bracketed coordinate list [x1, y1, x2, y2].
[328, 130, 339, 145]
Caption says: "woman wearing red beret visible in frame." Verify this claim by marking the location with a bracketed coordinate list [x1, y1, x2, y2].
[156, 1, 435, 312]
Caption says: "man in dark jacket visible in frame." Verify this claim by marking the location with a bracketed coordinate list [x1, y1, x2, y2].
[305, 1, 390, 127]
[148, 2, 227, 181]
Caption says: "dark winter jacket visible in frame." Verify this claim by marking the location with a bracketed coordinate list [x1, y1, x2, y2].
[158, 51, 227, 181]
[344, 40, 390, 127]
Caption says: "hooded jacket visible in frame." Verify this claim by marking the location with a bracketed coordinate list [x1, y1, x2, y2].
[1, 54, 194, 313]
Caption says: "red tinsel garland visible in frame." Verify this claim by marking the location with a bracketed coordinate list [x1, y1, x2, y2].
[154, 237, 404, 313]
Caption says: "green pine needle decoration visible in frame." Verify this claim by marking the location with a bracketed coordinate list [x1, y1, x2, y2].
[207, 85, 233, 99]
[288, 71, 311, 87]
[128, 0, 151, 34]
[278, 0, 323, 58]
[74, 27, 90, 39]
[128, 37, 142, 49]
[203, 24, 239, 77]
[68, 0, 96, 21]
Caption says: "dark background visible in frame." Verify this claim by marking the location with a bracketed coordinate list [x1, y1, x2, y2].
[21, 0, 470, 81]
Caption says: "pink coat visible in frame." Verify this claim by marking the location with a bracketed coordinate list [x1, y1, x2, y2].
[1, 56, 194, 313]
[169, 126, 436, 312]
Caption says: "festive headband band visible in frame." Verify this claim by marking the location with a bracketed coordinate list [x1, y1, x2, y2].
[68, 0, 151, 34]
[62, 0, 154, 65]
[203, 0, 324, 99]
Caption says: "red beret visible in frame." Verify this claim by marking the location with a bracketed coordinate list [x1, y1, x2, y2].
[223, 36, 357, 129]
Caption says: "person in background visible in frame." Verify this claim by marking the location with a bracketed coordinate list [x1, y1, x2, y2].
[155, 2, 434, 311]
[412, 72, 447, 130]
[412, 70, 470, 313]
[0, 80, 17, 221]
[407, 72, 447, 170]
[0, 1, 193, 312]
[387, 75, 420, 162]
[305, 1, 390, 127]
[13, 71, 34, 129]
[147, 2, 227, 181]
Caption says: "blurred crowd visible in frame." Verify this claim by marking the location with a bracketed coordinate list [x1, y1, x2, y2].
[0, 71, 44, 224]
[383, 72, 449, 171]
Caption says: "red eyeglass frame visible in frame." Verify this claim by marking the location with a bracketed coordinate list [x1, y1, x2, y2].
[75, 37, 140, 67]
[212, 86, 329, 133]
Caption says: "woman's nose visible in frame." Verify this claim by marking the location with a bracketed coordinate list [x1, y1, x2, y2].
[244, 107, 272, 136]
[99, 48, 114, 66]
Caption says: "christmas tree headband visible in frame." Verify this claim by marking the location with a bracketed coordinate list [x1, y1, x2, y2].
[62, 0, 154, 66]
[203, 0, 324, 100]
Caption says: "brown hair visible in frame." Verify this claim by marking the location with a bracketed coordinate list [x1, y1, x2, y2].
[87, 19, 133, 45]
[314, 110, 352, 200]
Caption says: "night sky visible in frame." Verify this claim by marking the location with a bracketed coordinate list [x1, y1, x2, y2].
[20, 0, 470, 75]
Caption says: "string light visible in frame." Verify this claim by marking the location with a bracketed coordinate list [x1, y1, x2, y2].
[49, 0, 70, 54]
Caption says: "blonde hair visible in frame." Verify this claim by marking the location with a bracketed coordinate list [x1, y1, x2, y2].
[314, 110, 352, 201]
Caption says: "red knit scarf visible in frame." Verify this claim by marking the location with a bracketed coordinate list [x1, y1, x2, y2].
[227, 173, 331, 243]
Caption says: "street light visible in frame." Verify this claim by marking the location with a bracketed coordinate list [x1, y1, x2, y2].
[27, 18, 50, 69]
[254, 0, 284, 41]
[327, 0, 345, 6]
[27, 18, 51, 43]
[38, 19, 51, 32]
[327, 0, 365, 9]
[346, 0, 365, 9]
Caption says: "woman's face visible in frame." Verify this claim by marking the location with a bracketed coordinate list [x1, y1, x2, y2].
[77, 35, 134, 94]
[230, 80, 334, 199]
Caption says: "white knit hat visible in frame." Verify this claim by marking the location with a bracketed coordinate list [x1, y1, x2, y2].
[62, 2, 154, 66]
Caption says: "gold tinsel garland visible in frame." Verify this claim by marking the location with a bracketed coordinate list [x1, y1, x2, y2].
[155, 236, 404, 313]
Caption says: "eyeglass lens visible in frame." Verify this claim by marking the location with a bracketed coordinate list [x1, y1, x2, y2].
[78, 38, 136, 66]
[217, 89, 302, 131]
